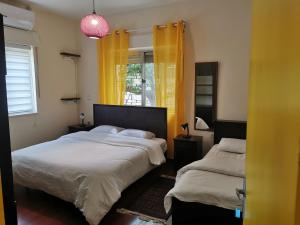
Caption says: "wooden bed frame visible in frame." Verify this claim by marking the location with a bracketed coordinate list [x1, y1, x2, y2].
[172, 120, 246, 225]
[93, 104, 168, 140]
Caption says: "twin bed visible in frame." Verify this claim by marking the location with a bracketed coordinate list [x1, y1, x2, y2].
[12, 104, 168, 225]
[165, 121, 246, 225]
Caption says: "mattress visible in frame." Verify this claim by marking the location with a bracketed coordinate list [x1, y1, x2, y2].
[12, 131, 166, 225]
[164, 145, 244, 212]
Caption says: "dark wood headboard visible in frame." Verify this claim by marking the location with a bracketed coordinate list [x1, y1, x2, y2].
[93, 104, 168, 140]
[214, 120, 247, 144]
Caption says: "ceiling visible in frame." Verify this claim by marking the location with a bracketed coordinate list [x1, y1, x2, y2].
[20, 0, 188, 19]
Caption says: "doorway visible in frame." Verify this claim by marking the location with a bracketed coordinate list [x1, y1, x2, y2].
[0, 14, 18, 225]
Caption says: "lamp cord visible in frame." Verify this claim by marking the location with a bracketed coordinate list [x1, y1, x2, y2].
[92, 0, 96, 13]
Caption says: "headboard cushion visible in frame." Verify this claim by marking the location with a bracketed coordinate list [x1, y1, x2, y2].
[214, 120, 247, 144]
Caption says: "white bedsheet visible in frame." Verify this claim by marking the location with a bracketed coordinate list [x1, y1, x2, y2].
[177, 145, 245, 179]
[164, 145, 244, 212]
[12, 131, 166, 225]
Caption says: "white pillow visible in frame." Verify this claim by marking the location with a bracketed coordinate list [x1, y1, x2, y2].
[218, 138, 246, 154]
[90, 125, 124, 134]
[118, 129, 155, 139]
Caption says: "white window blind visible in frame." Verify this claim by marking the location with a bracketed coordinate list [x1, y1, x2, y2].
[5, 45, 37, 116]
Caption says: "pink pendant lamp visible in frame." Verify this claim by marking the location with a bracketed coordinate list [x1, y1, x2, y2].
[80, 0, 109, 39]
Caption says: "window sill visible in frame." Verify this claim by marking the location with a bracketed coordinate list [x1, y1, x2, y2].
[9, 112, 38, 118]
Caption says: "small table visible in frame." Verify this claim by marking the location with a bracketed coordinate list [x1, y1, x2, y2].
[174, 134, 203, 170]
[68, 124, 94, 133]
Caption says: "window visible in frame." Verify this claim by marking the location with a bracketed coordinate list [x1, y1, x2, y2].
[5, 44, 37, 116]
[125, 51, 156, 106]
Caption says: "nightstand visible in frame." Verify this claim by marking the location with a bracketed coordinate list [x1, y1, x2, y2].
[174, 135, 203, 170]
[68, 124, 94, 133]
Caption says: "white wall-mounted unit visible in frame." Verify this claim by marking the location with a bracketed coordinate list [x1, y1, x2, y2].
[0, 2, 35, 31]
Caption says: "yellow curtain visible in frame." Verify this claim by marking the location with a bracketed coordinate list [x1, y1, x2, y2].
[98, 30, 129, 105]
[153, 21, 185, 157]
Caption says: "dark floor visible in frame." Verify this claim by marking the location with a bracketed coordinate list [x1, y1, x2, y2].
[16, 161, 176, 225]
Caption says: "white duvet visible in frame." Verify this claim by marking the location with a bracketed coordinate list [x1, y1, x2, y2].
[164, 145, 245, 212]
[177, 145, 245, 179]
[12, 131, 166, 225]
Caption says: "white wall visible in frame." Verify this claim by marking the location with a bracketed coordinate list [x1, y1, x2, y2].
[78, 0, 252, 153]
[78, 35, 99, 124]
[8, 6, 80, 150]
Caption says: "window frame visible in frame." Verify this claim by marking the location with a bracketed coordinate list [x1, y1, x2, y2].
[125, 49, 155, 107]
[5, 43, 38, 117]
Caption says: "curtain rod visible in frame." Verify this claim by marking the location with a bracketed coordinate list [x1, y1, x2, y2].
[109, 21, 186, 35]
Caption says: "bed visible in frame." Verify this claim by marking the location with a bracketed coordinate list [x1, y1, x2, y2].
[165, 120, 246, 225]
[12, 104, 167, 225]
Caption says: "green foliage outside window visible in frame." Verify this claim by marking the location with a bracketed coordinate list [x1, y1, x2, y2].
[126, 64, 142, 94]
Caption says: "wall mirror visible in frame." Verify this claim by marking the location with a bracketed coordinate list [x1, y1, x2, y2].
[194, 62, 218, 131]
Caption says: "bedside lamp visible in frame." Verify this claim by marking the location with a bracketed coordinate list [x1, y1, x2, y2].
[181, 123, 191, 139]
[80, 113, 85, 127]
[195, 117, 209, 130]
